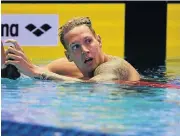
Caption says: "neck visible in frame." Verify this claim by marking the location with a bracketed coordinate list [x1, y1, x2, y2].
[81, 53, 109, 78]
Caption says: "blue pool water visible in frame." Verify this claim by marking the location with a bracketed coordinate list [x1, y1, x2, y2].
[2, 59, 180, 136]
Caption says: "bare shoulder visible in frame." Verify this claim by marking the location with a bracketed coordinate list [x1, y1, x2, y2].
[44, 57, 69, 72]
[43, 57, 82, 77]
[94, 55, 140, 81]
[94, 55, 124, 75]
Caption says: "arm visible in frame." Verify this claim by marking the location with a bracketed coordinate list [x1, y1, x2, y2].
[38, 57, 140, 82]
[1, 41, 6, 68]
[4, 39, 83, 82]
[43, 58, 83, 78]
[90, 58, 140, 82]
[33, 67, 83, 82]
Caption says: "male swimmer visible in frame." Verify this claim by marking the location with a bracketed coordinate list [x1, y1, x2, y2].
[1, 17, 140, 82]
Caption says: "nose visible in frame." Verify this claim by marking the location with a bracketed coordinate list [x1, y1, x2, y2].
[81, 45, 89, 54]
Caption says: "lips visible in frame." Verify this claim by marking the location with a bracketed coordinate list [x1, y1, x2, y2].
[84, 58, 93, 64]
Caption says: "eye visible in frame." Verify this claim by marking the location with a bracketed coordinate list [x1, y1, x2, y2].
[85, 38, 92, 44]
[71, 43, 80, 51]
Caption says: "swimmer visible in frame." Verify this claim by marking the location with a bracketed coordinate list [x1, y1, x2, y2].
[1, 17, 140, 82]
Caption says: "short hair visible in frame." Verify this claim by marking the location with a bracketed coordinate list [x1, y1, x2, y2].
[59, 17, 96, 50]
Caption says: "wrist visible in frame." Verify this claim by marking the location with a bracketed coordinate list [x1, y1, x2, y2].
[32, 65, 43, 78]
[32, 65, 49, 80]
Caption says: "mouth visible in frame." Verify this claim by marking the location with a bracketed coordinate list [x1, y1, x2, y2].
[84, 58, 93, 64]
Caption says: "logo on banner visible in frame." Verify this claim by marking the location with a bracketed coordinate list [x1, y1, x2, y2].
[1, 24, 19, 37]
[1, 14, 58, 46]
[25, 23, 52, 37]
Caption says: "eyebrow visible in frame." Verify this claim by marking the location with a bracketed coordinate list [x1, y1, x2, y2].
[69, 42, 81, 47]
[68, 36, 91, 47]
[84, 36, 90, 39]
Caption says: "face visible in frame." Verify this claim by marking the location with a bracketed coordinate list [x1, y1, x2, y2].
[64, 25, 104, 73]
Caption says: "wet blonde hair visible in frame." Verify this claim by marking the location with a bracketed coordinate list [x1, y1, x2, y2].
[59, 17, 96, 50]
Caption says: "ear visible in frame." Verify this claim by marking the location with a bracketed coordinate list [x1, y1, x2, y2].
[64, 51, 73, 62]
[96, 34, 102, 48]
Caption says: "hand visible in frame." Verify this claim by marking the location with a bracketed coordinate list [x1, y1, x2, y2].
[4, 39, 40, 78]
[1, 41, 7, 69]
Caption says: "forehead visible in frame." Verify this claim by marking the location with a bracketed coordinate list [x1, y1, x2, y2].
[64, 25, 94, 44]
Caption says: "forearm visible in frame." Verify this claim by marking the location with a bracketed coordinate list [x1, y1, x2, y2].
[33, 68, 83, 82]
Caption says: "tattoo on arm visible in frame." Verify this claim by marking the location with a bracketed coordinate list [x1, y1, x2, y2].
[90, 61, 119, 82]
[91, 58, 130, 81]
[34, 70, 83, 82]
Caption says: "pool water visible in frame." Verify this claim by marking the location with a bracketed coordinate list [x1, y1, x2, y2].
[2, 59, 180, 136]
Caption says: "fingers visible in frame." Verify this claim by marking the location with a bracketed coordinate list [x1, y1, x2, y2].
[1, 41, 6, 65]
[6, 53, 22, 61]
[5, 39, 23, 52]
[5, 60, 19, 67]
[5, 46, 23, 57]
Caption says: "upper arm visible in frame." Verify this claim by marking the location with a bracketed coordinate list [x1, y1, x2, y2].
[43, 58, 68, 73]
[115, 59, 140, 81]
[90, 60, 119, 82]
[90, 58, 140, 82]
[42, 58, 82, 78]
